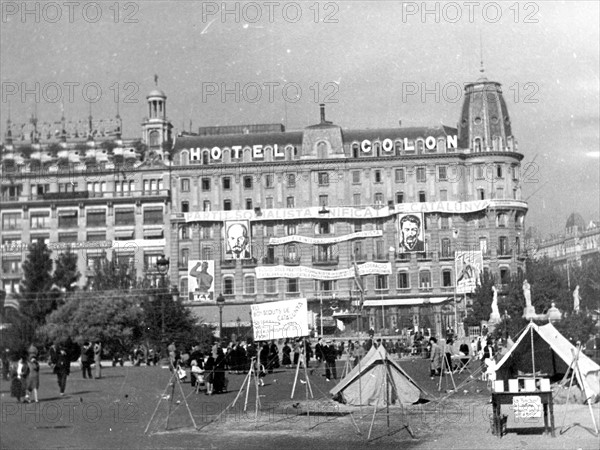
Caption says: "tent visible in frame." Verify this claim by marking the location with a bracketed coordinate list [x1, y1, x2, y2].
[330, 345, 426, 406]
[495, 322, 600, 403]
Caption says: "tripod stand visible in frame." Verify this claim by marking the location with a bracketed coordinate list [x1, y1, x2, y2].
[291, 344, 314, 399]
[438, 347, 457, 392]
[144, 366, 198, 434]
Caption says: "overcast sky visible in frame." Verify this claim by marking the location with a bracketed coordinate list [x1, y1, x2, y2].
[1, 1, 598, 237]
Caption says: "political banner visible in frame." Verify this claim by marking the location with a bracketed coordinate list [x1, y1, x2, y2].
[397, 213, 425, 253]
[255, 261, 392, 280]
[188, 260, 215, 302]
[224, 220, 252, 260]
[250, 298, 309, 341]
[455, 251, 484, 294]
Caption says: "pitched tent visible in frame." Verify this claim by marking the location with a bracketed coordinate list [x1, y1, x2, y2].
[495, 322, 600, 403]
[330, 345, 425, 406]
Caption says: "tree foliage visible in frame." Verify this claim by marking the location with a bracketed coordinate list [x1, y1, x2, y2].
[86, 251, 139, 291]
[53, 247, 81, 292]
[463, 270, 496, 328]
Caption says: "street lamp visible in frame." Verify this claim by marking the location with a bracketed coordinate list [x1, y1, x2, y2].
[216, 293, 225, 340]
[156, 255, 170, 348]
[236, 316, 241, 340]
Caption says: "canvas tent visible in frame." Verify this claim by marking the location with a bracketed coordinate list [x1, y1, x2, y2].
[330, 344, 425, 406]
[495, 322, 600, 403]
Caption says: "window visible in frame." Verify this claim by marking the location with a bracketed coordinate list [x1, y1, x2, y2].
[395, 168, 405, 183]
[442, 269, 453, 287]
[180, 225, 190, 240]
[265, 279, 277, 294]
[58, 210, 78, 228]
[352, 171, 361, 184]
[418, 191, 426, 202]
[316, 280, 336, 293]
[396, 192, 404, 204]
[287, 278, 299, 293]
[317, 222, 331, 235]
[285, 244, 299, 261]
[265, 174, 274, 188]
[180, 278, 189, 298]
[201, 246, 213, 260]
[223, 200, 232, 211]
[512, 165, 519, 180]
[223, 276, 235, 295]
[244, 275, 256, 295]
[265, 197, 274, 209]
[498, 236, 509, 256]
[419, 270, 431, 289]
[87, 231, 106, 241]
[374, 193, 384, 207]
[496, 188, 504, 199]
[318, 172, 329, 186]
[181, 178, 190, 192]
[286, 196, 295, 208]
[352, 240, 363, 258]
[181, 201, 190, 213]
[30, 212, 49, 229]
[353, 193, 361, 206]
[496, 213, 508, 228]
[397, 272, 409, 290]
[203, 200, 211, 211]
[500, 268, 510, 284]
[243, 176, 253, 189]
[1, 259, 20, 275]
[245, 199, 253, 210]
[477, 188, 485, 200]
[58, 232, 78, 243]
[438, 166, 447, 181]
[201, 178, 211, 191]
[265, 225, 274, 237]
[318, 195, 328, 207]
[416, 166, 426, 182]
[441, 238, 451, 258]
[180, 248, 189, 267]
[2, 213, 20, 230]
[222, 177, 231, 190]
[200, 226, 213, 239]
[87, 210, 106, 227]
[375, 275, 388, 290]
[496, 165, 504, 178]
[287, 174, 296, 188]
[59, 182, 77, 193]
[374, 170, 382, 183]
[479, 237, 488, 255]
[439, 189, 448, 201]
[143, 208, 163, 225]
[286, 223, 297, 235]
[353, 222, 362, 233]
[475, 165, 484, 179]
[440, 216, 450, 230]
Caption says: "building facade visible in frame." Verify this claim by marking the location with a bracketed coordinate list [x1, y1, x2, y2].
[1, 75, 528, 337]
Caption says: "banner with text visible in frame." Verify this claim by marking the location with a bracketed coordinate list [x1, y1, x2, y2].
[256, 262, 392, 280]
[251, 298, 309, 341]
[268, 230, 383, 246]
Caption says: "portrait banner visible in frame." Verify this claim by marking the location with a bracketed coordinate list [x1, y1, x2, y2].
[188, 260, 215, 302]
[455, 251, 483, 294]
[250, 298, 309, 341]
[224, 220, 252, 260]
[397, 213, 425, 253]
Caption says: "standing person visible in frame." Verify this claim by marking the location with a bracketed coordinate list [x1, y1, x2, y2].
[54, 346, 71, 396]
[1, 349, 10, 381]
[167, 342, 177, 368]
[304, 338, 313, 368]
[80, 342, 93, 379]
[259, 342, 269, 376]
[10, 354, 28, 403]
[93, 341, 102, 379]
[293, 340, 300, 366]
[324, 340, 337, 381]
[315, 338, 324, 366]
[203, 352, 215, 395]
[25, 355, 40, 403]
[282, 340, 292, 367]
[429, 337, 442, 378]
[268, 340, 279, 373]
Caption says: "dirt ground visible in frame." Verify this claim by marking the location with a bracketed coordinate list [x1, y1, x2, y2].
[1, 357, 598, 449]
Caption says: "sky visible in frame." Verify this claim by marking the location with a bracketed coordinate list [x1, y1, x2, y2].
[1, 1, 598, 237]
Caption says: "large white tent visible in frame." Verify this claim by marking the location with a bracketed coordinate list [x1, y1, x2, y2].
[330, 345, 426, 406]
[495, 322, 600, 403]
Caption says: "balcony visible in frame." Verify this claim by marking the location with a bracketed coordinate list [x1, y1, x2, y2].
[395, 252, 411, 262]
[283, 256, 301, 266]
[312, 255, 339, 266]
[241, 257, 258, 268]
[33, 191, 90, 201]
[417, 252, 434, 261]
[439, 251, 454, 261]
[220, 259, 237, 269]
[372, 252, 389, 262]
[262, 257, 279, 265]
[285, 291, 302, 298]
[353, 253, 368, 262]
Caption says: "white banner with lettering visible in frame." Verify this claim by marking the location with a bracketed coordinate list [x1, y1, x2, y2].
[251, 298, 310, 341]
[184, 200, 496, 222]
[268, 230, 383, 246]
[256, 262, 392, 280]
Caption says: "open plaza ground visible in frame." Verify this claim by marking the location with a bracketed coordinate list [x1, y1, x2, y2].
[1, 356, 599, 449]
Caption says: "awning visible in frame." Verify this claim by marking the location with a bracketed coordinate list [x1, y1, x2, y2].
[143, 229, 164, 238]
[189, 304, 252, 327]
[114, 229, 135, 239]
[363, 297, 453, 307]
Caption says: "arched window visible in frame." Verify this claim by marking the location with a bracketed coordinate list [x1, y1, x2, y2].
[473, 137, 482, 152]
[352, 142, 360, 158]
[394, 140, 403, 155]
[180, 150, 189, 165]
[149, 130, 160, 147]
[180, 277, 189, 298]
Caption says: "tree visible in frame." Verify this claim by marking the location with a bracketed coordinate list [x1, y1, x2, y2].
[53, 247, 81, 292]
[86, 251, 138, 291]
[463, 270, 496, 329]
[525, 256, 571, 313]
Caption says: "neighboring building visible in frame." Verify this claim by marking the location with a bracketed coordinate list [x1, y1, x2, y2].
[1, 74, 529, 337]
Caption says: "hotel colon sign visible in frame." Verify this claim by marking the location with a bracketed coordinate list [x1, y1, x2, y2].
[1, 77, 527, 337]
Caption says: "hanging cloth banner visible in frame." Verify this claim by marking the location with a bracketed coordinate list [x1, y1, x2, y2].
[256, 261, 392, 280]
[268, 230, 383, 246]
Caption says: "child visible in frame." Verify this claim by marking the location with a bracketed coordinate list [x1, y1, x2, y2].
[25, 356, 40, 403]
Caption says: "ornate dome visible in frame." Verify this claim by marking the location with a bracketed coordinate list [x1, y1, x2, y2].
[147, 89, 166, 98]
[565, 212, 585, 230]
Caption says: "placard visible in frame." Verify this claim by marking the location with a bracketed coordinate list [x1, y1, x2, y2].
[513, 395, 542, 418]
[250, 298, 309, 341]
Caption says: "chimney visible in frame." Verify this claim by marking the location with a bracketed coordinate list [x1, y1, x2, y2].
[320, 104, 326, 123]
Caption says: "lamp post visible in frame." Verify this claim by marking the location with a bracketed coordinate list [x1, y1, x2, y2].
[319, 292, 323, 337]
[216, 293, 225, 341]
[236, 316, 241, 340]
[156, 255, 170, 348]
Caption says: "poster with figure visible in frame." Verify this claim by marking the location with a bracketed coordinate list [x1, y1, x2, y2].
[250, 299, 309, 341]
[188, 260, 215, 302]
[455, 251, 483, 294]
[397, 213, 425, 253]
[224, 220, 252, 260]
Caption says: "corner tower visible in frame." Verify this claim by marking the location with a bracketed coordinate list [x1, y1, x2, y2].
[141, 80, 173, 159]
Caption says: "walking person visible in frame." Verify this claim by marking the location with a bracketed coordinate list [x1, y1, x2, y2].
[10, 353, 28, 403]
[93, 341, 102, 379]
[80, 342, 93, 379]
[282, 340, 292, 368]
[54, 346, 71, 396]
[429, 337, 442, 378]
[25, 355, 40, 403]
[324, 340, 338, 381]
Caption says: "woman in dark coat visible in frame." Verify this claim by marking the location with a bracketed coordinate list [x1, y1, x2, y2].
[203, 353, 215, 395]
[53, 347, 71, 395]
[213, 348, 227, 393]
[282, 340, 292, 367]
[268, 341, 279, 373]
[259, 342, 269, 381]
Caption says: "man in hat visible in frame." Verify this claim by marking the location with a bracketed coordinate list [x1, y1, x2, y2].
[324, 340, 337, 381]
